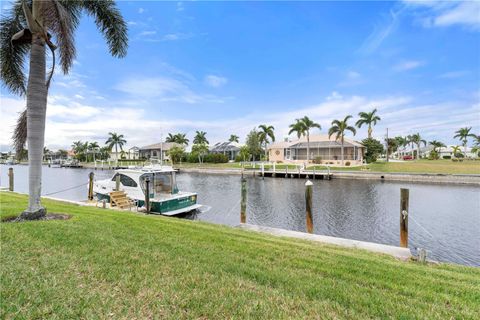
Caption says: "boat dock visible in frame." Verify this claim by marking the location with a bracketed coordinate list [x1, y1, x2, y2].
[260, 169, 332, 180]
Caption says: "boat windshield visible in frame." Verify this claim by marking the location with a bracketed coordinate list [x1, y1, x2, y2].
[140, 172, 179, 196]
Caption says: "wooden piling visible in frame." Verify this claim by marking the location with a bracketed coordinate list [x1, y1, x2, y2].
[305, 180, 313, 233]
[240, 177, 247, 223]
[273, 162, 276, 177]
[88, 172, 94, 201]
[261, 163, 265, 180]
[8, 167, 13, 191]
[400, 188, 409, 248]
[115, 174, 120, 191]
[145, 177, 151, 213]
[313, 166, 315, 180]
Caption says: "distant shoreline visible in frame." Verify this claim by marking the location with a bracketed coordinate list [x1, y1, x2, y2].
[176, 166, 480, 186]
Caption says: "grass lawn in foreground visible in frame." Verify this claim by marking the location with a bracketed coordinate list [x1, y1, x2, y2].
[1, 193, 479, 319]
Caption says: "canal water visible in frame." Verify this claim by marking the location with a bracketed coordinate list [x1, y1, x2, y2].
[1, 165, 479, 267]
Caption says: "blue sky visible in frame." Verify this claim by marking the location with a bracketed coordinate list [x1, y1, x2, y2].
[1, 0, 479, 150]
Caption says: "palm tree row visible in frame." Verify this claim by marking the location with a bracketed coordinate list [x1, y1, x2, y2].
[165, 133, 189, 146]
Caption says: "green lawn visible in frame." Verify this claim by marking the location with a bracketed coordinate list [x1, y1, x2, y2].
[1, 193, 479, 319]
[308, 159, 480, 174]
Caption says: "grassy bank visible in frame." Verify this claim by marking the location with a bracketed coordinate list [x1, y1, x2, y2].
[177, 160, 480, 175]
[1, 193, 479, 319]
[307, 159, 480, 174]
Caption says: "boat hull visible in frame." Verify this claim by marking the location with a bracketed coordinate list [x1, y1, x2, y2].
[95, 192, 198, 216]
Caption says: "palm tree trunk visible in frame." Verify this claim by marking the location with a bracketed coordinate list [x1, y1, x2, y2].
[417, 144, 420, 160]
[20, 34, 47, 219]
[464, 142, 467, 157]
[306, 131, 310, 162]
[368, 126, 372, 139]
[341, 136, 344, 166]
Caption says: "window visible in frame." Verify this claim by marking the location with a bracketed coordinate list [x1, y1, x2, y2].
[152, 151, 158, 157]
[111, 174, 137, 187]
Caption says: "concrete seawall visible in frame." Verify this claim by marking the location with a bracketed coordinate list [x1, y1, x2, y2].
[238, 224, 412, 261]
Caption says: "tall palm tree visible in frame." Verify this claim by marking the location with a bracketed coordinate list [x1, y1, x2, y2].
[88, 141, 99, 162]
[328, 115, 356, 165]
[258, 124, 275, 159]
[1, 0, 128, 219]
[288, 116, 321, 162]
[429, 140, 446, 153]
[229, 134, 239, 143]
[105, 132, 126, 161]
[165, 133, 176, 143]
[356, 108, 381, 139]
[451, 145, 462, 159]
[288, 120, 305, 139]
[410, 133, 426, 160]
[174, 133, 189, 146]
[394, 136, 408, 158]
[454, 127, 476, 156]
[193, 131, 209, 145]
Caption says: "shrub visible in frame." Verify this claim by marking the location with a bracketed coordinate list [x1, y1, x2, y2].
[345, 161, 351, 166]
[428, 150, 439, 160]
[204, 153, 229, 163]
[443, 155, 451, 160]
[313, 156, 322, 164]
[454, 153, 464, 158]
[362, 138, 384, 164]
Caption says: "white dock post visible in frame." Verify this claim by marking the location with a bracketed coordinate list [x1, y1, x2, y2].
[273, 162, 276, 177]
[261, 162, 265, 179]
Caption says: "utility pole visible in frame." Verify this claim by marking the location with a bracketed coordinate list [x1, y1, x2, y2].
[386, 127, 389, 162]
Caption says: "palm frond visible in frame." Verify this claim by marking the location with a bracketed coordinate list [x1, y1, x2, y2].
[81, 0, 128, 58]
[43, 0, 76, 73]
[12, 108, 27, 155]
[0, 12, 28, 96]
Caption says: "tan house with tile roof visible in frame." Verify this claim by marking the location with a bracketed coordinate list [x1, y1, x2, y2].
[268, 134, 364, 165]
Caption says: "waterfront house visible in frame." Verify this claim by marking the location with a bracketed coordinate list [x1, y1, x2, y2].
[139, 142, 182, 160]
[210, 141, 243, 161]
[268, 134, 364, 165]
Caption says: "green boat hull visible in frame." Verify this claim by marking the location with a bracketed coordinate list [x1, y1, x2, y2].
[96, 193, 197, 215]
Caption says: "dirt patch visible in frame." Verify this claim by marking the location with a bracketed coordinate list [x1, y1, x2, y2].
[1, 213, 72, 223]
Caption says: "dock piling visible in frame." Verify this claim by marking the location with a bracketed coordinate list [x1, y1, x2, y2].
[400, 188, 409, 248]
[305, 180, 313, 233]
[145, 177, 150, 213]
[240, 177, 247, 223]
[261, 162, 265, 180]
[88, 172, 94, 201]
[115, 174, 120, 191]
[8, 167, 14, 191]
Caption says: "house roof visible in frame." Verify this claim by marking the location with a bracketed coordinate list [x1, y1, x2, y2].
[210, 141, 242, 152]
[268, 134, 363, 149]
[139, 142, 181, 151]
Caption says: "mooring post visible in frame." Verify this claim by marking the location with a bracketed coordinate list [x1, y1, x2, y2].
[8, 167, 14, 191]
[115, 174, 121, 191]
[240, 177, 247, 223]
[285, 165, 288, 178]
[313, 166, 316, 180]
[273, 162, 276, 177]
[400, 188, 409, 248]
[261, 162, 265, 180]
[298, 165, 301, 178]
[305, 180, 313, 233]
[88, 172, 94, 201]
[145, 177, 150, 213]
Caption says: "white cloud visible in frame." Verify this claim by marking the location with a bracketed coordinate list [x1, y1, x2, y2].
[138, 8, 144, 14]
[434, 1, 480, 29]
[393, 60, 425, 71]
[115, 76, 226, 104]
[403, 0, 480, 30]
[358, 8, 405, 54]
[204, 75, 228, 88]
[439, 70, 469, 79]
[1, 91, 477, 150]
[138, 30, 157, 37]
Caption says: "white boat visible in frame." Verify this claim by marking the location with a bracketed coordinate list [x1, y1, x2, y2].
[93, 164, 201, 215]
